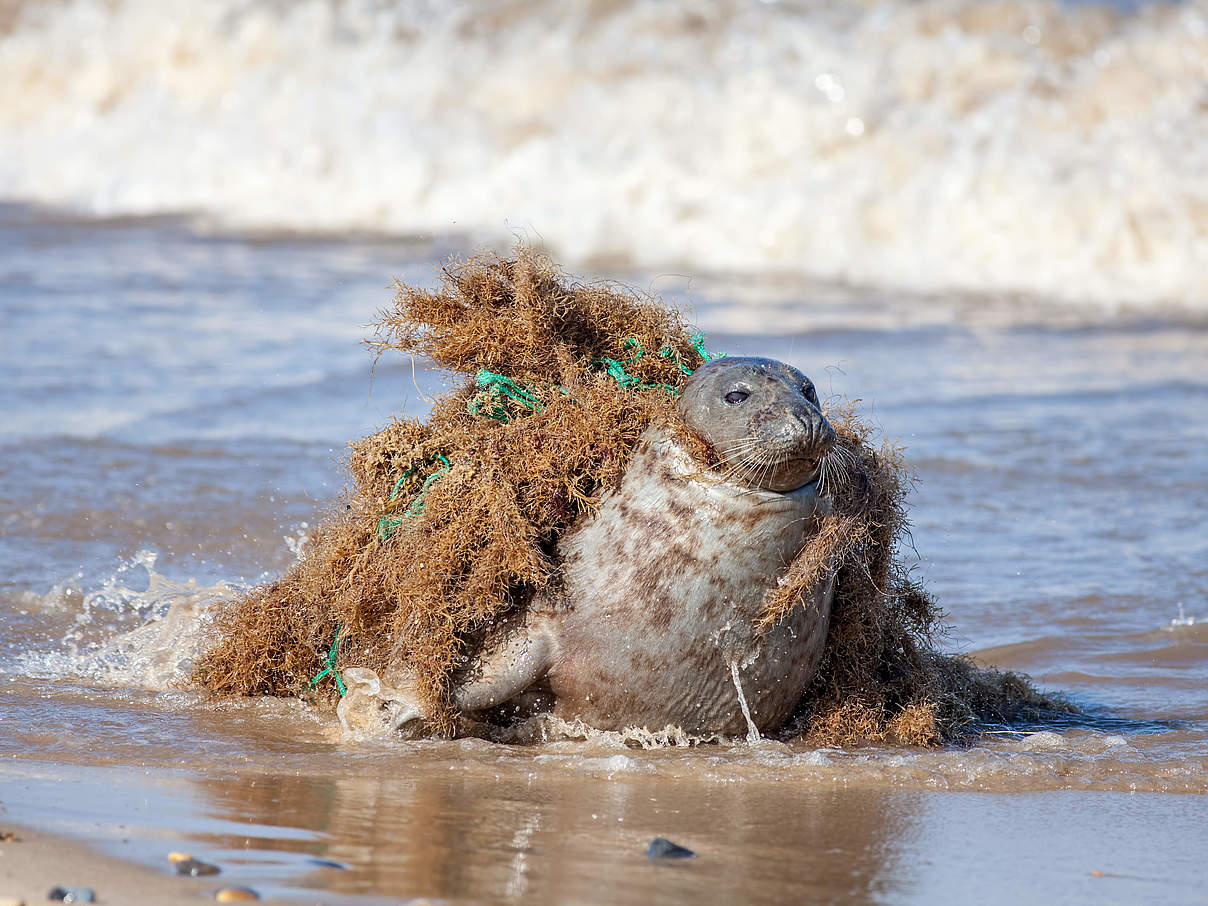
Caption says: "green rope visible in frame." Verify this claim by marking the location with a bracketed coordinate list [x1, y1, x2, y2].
[659, 344, 693, 376]
[378, 453, 451, 539]
[691, 332, 725, 363]
[593, 338, 645, 388]
[594, 338, 675, 392]
[467, 370, 543, 421]
[462, 334, 724, 416]
[659, 332, 724, 375]
[594, 333, 724, 394]
[308, 625, 346, 697]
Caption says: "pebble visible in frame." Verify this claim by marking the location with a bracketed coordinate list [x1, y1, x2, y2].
[47, 888, 95, 904]
[645, 837, 696, 860]
[214, 888, 260, 902]
[305, 858, 348, 870]
[0, 896, 24, 906]
[175, 857, 221, 877]
[0, 832, 19, 843]
[167, 851, 192, 864]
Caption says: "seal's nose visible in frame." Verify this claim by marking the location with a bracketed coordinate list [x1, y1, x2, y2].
[814, 414, 837, 453]
[796, 409, 835, 458]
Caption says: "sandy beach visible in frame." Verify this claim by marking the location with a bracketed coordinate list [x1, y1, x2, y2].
[0, 824, 240, 906]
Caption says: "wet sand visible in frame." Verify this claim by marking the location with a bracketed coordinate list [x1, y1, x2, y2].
[2, 738, 1206, 905]
[0, 824, 356, 906]
[0, 825, 199, 906]
[0, 823, 401, 905]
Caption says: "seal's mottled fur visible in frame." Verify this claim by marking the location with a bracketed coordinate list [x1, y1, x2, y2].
[539, 429, 833, 734]
[394, 357, 840, 736]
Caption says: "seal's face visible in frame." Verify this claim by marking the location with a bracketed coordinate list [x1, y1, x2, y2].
[678, 356, 836, 492]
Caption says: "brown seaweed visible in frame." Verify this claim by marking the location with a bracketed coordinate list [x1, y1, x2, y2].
[192, 247, 1065, 744]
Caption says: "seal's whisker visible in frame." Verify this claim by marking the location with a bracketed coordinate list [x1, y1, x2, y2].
[724, 442, 763, 470]
[826, 445, 854, 476]
[734, 450, 774, 489]
[832, 444, 858, 469]
[830, 454, 853, 496]
[721, 442, 770, 484]
[837, 452, 855, 485]
[754, 448, 779, 490]
[718, 435, 762, 453]
[733, 454, 770, 488]
[717, 440, 763, 466]
[717, 439, 763, 460]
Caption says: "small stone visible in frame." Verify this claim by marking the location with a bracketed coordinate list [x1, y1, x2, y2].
[167, 851, 192, 863]
[46, 889, 95, 904]
[645, 837, 695, 860]
[214, 888, 260, 902]
[0, 896, 25, 906]
[175, 858, 221, 877]
[306, 857, 348, 869]
[0, 832, 19, 842]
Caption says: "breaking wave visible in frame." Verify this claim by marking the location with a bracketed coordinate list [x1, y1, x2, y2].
[2, 0, 1206, 308]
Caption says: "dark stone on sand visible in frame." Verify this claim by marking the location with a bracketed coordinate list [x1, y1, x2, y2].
[175, 857, 221, 877]
[47, 888, 95, 903]
[646, 837, 695, 860]
[306, 857, 348, 869]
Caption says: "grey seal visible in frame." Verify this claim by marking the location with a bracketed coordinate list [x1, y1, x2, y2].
[355, 356, 839, 738]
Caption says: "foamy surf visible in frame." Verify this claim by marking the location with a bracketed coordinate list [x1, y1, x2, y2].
[2, 0, 1206, 309]
[14, 551, 235, 690]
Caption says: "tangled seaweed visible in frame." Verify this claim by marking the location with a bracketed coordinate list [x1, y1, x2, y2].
[193, 248, 1063, 744]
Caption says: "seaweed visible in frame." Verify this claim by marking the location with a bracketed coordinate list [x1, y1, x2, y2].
[192, 247, 1066, 744]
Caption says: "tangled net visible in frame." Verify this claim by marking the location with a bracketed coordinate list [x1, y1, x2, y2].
[193, 248, 1064, 744]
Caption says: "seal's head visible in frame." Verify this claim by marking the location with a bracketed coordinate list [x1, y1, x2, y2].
[678, 356, 836, 492]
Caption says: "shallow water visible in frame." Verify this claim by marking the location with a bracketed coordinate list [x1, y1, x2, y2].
[2, 204, 1206, 901]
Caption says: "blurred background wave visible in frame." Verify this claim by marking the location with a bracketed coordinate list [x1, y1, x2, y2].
[2, 0, 1206, 309]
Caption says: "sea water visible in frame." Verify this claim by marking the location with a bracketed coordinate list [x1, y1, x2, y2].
[1, 0, 1207, 903]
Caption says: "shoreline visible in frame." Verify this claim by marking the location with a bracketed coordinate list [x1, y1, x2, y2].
[0, 820, 393, 906]
[0, 823, 231, 906]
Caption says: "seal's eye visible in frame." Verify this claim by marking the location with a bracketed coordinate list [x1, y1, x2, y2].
[724, 390, 749, 405]
[803, 384, 818, 405]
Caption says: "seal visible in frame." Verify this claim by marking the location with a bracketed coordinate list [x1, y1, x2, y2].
[346, 356, 839, 738]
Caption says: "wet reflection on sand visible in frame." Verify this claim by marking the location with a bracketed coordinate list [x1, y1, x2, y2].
[195, 758, 910, 904]
[6, 738, 1203, 905]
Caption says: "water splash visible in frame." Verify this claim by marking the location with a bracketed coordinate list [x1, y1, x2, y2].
[15, 551, 236, 689]
[1170, 603, 1198, 627]
[284, 521, 311, 562]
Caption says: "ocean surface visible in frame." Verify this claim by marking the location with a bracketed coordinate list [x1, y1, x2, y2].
[3, 0, 1207, 307]
[2, 0, 1207, 903]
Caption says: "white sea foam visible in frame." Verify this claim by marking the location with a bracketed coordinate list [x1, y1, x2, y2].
[15, 551, 235, 689]
[2, 0, 1206, 309]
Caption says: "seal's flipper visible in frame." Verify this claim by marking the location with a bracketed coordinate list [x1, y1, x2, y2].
[336, 666, 425, 737]
[451, 627, 554, 714]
